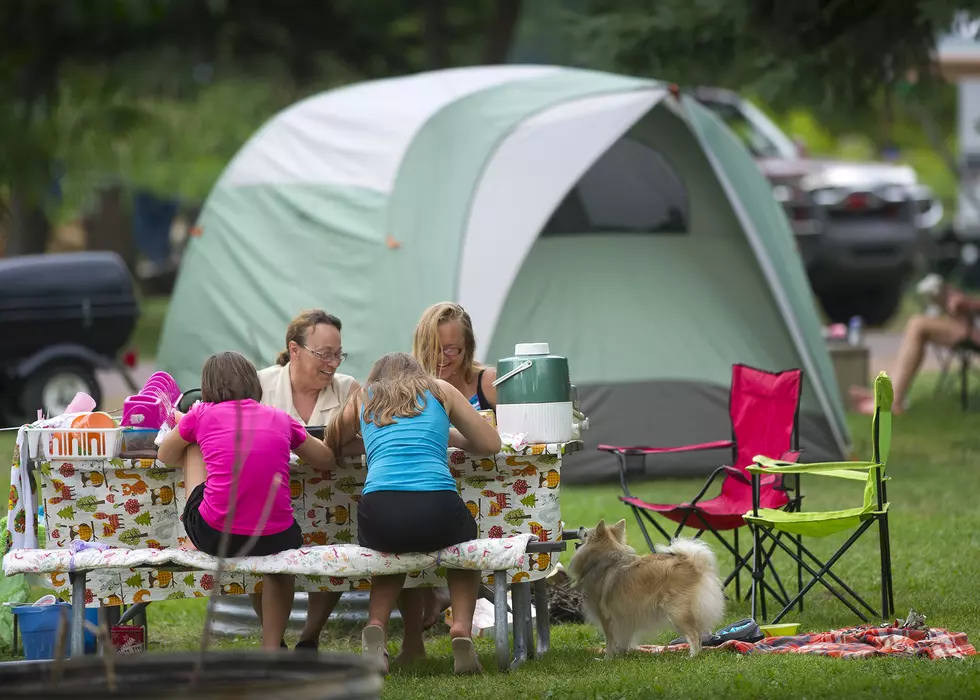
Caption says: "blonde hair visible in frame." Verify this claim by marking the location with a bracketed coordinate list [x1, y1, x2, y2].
[412, 302, 481, 383]
[325, 353, 445, 456]
[277, 309, 342, 366]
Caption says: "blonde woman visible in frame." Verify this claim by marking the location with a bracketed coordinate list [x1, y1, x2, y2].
[410, 302, 498, 631]
[413, 302, 497, 411]
[325, 352, 501, 674]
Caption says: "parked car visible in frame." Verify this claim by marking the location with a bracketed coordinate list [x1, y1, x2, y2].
[0, 251, 141, 423]
[692, 87, 944, 325]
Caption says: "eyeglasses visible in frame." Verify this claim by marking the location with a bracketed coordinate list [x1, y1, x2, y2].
[440, 346, 463, 358]
[303, 346, 348, 364]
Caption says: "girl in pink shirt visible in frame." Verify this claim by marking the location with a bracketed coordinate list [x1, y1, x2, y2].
[159, 351, 333, 650]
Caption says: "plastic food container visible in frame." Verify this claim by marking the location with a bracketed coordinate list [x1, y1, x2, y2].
[759, 622, 801, 638]
[120, 428, 159, 457]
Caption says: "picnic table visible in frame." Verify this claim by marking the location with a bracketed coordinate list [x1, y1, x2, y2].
[3, 429, 580, 670]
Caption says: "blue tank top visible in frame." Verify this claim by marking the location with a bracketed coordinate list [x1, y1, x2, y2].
[360, 390, 455, 495]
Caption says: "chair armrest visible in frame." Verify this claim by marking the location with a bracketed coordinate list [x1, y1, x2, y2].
[748, 455, 881, 475]
[720, 465, 776, 487]
[598, 439, 734, 455]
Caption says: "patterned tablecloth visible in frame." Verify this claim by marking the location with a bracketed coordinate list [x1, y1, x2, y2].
[3, 438, 578, 606]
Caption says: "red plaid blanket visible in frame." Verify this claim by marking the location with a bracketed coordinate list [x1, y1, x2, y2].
[634, 625, 976, 660]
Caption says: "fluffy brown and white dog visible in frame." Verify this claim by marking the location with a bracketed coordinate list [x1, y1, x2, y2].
[568, 519, 725, 658]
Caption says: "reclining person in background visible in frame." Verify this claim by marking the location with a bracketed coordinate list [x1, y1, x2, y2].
[850, 277, 980, 414]
[158, 351, 334, 651]
[325, 352, 501, 674]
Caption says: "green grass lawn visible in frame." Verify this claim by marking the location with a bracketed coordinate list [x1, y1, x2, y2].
[2, 376, 979, 698]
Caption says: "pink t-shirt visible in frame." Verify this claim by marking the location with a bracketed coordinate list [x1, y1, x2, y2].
[179, 399, 307, 536]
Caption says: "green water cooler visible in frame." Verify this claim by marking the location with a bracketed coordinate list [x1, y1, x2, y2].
[494, 343, 572, 443]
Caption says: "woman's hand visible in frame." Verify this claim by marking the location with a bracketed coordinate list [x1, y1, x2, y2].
[295, 434, 336, 471]
[157, 428, 191, 465]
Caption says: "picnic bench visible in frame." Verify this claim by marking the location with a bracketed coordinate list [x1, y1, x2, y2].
[2, 427, 579, 671]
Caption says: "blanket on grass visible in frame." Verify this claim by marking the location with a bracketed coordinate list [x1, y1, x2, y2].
[634, 625, 976, 660]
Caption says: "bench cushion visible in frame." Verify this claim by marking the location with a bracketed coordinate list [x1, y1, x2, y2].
[2, 534, 535, 579]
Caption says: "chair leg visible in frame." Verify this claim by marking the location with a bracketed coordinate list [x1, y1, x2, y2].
[629, 506, 657, 552]
[765, 523, 878, 623]
[734, 527, 741, 601]
[796, 533, 804, 613]
[750, 524, 766, 622]
[729, 529, 790, 607]
[879, 513, 895, 621]
[533, 579, 551, 656]
[961, 353, 969, 411]
[935, 350, 954, 395]
[493, 572, 510, 672]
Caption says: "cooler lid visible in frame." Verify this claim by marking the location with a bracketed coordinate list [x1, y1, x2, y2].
[515, 342, 550, 356]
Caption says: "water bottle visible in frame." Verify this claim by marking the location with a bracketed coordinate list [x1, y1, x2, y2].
[848, 316, 863, 346]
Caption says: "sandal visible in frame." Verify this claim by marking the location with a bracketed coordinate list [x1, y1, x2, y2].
[451, 637, 483, 675]
[361, 625, 390, 675]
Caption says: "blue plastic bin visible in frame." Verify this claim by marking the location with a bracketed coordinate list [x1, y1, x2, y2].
[13, 603, 100, 659]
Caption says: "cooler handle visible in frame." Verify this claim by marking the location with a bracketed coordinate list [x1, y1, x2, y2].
[492, 360, 533, 387]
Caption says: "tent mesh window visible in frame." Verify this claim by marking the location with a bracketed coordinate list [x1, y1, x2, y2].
[541, 136, 689, 236]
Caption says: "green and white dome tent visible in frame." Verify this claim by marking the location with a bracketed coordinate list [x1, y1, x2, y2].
[158, 65, 851, 482]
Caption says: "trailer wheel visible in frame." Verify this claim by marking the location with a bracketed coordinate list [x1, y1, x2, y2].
[20, 362, 102, 421]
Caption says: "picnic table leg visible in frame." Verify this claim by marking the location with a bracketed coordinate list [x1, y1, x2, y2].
[533, 578, 550, 656]
[510, 582, 529, 670]
[70, 572, 87, 658]
[520, 581, 535, 660]
[493, 572, 509, 672]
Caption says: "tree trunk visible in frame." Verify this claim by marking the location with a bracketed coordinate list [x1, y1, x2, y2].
[84, 185, 136, 273]
[422, 0, 449, 70]
[485, 0, 522, 64]
[4, 189, 51, 256]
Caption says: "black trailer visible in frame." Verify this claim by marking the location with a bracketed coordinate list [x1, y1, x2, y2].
[0, 251, 141, 422]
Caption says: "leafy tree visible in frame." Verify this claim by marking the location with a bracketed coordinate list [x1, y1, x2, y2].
[0, 0, 522, 255]
[538, 0, 979, 109]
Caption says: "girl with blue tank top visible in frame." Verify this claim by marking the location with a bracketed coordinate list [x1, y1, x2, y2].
[409, 302, 496, 642]
[325, 352, 501, 675]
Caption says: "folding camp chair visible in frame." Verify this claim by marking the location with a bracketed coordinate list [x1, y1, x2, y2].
[931, 313, 980, 411]
[598, 364, 804, 604]
[746, 371, 895, 624]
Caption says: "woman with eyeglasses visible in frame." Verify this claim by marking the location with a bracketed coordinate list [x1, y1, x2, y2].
[412, 303, 497, 411]
[253, 309, 360, 651]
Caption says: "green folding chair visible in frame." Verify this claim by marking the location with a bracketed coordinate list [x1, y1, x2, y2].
[745, 371, 895, 624]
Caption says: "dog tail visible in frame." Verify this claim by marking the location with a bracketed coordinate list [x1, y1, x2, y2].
[658, 538, 726, 629]
[657, 538, 719, 574]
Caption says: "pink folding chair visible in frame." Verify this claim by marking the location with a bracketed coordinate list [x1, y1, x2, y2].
[598, 364, 805, 606]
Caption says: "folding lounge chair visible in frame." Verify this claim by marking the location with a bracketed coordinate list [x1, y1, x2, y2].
[933, 330, 980, 411]
[746, 371, 895, 624]
[598, 364, 804, 603]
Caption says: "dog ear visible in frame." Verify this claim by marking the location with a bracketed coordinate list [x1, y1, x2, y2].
[612, 519, 627, 543]
[595, 519, 607, 534]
